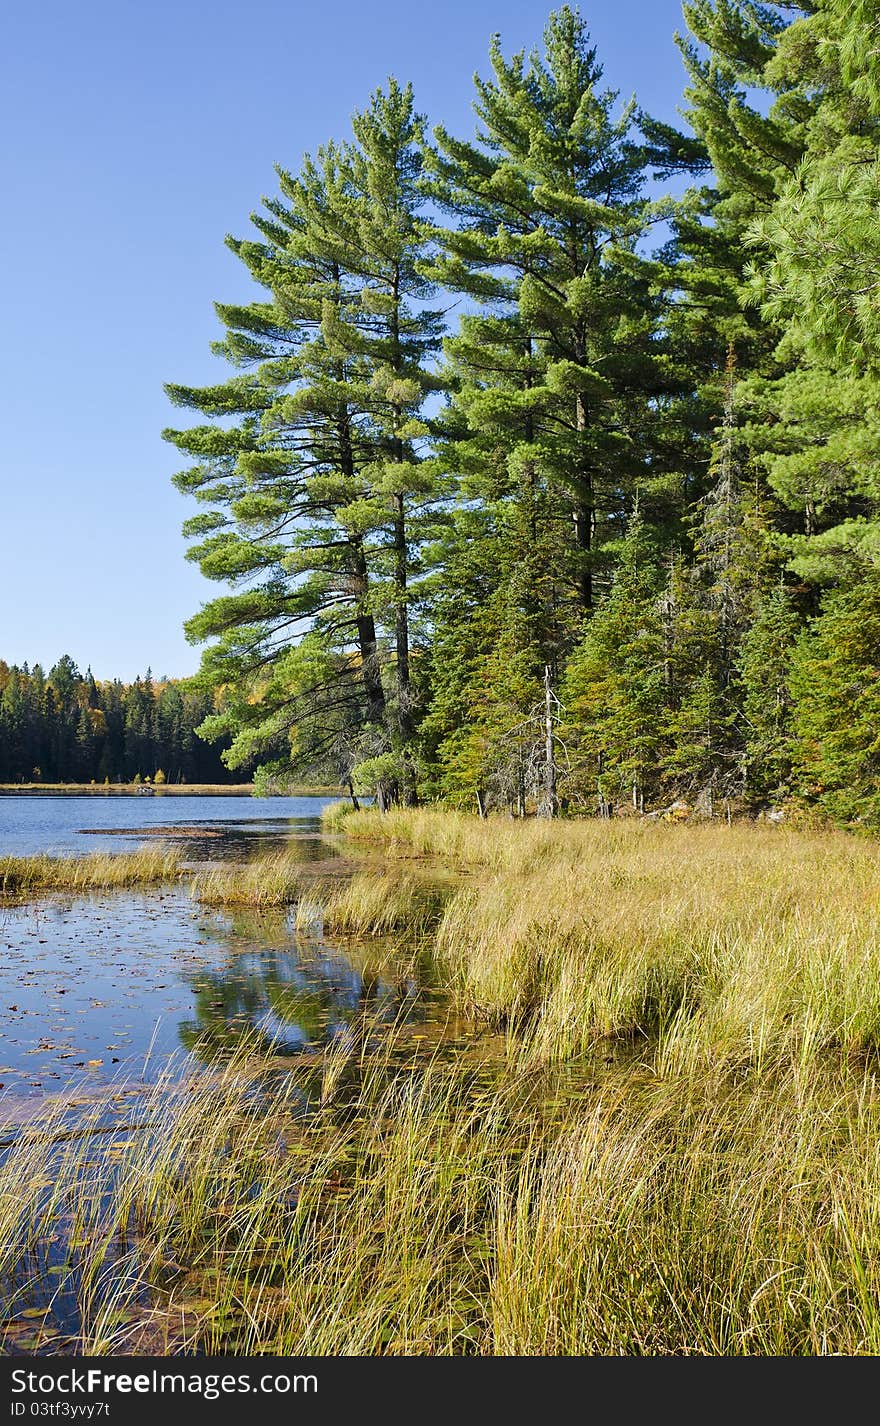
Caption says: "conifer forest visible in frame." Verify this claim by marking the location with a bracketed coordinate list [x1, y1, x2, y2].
[165, 0, 880, 828]
[0, 658, 232, 784]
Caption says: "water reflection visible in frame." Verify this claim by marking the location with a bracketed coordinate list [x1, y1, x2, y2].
[0, 887, 441, 1101]
[179, 928, 423, 1062]
[0, 795, 341, 859]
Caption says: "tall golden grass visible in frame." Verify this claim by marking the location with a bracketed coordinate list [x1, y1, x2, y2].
[318, 871, 444, 936]
[4, 1043, 880, 1354]
[0, 847, 182, 897]
[190, 853, 306, 907]
[9, 809, 880, 1354]
[332, 808, 880, 1066]
[190, 860, 442, 941]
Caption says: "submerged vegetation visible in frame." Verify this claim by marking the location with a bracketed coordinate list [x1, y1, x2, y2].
[5, 1032, 880, 1354]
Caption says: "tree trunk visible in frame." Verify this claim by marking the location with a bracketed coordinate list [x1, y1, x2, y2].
[347, 780, 360, 811]
[392, 494, 418, 807]
[539, 664, 559, 819]
[597, 749, 609, 818]
[387, 261, 418, 809]
[337, 393, 387, 732]
[476, 788, 487, 820]
[351, 541, 386, 727]
[574, 391, 593, 610]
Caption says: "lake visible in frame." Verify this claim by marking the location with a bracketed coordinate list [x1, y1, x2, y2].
[0, 796, 453, 1352]
[0, 792, 437, 1105]
[0, 888, 430, 1105]
[0, 793, 341, 858]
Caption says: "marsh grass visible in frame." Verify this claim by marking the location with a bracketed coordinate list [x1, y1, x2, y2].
[11, 809, 880, 1353]
[190, 854, 306, 907]
[321, 800, 359, 832]
[0, 847, 182, 898]
[327, 809, 880, 1067]
[5, 1042, 880, 1354]
[191, 857, 445, 944]
[318, 871, 444, 937]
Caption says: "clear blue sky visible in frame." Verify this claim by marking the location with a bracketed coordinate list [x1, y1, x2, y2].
[1, 0, 690, 681]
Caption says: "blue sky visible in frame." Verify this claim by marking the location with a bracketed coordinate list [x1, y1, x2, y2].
[1, 0, 691, 681]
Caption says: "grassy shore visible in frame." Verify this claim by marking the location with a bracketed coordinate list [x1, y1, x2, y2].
[324, 807, 880, 1068]
[9, 807, 880, 1354]
[4, 1040, 880, 1354]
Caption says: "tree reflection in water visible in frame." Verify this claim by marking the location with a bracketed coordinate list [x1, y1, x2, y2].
[178, 905, 431, 1063]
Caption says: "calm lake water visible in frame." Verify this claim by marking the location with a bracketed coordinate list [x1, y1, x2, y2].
[0, 888, 429, 1104]
[0, 794, 453, 1352]
[0, 793, 340, 858]
[0, 794, 434, 1105]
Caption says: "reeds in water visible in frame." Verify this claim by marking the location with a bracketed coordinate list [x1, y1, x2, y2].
[0, 847, 181, 898]
[190, 853, 305, 907]
[319, 871, 442, 937]
[4, 1045, 880, 1354]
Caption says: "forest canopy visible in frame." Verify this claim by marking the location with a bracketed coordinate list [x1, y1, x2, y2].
[165, 2, 880, 828]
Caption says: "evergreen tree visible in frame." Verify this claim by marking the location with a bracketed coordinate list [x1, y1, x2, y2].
[789, 572, 880, 826]
[167, 82, 443, 801]
[0, 661, 228, 783]
[753, 0, 880, 369]
[425, 5, 684, 615]
[682, 1, 880, 584]
[133, 3, 880, 824]
[561, 506, 669, 811]
[738, 580, 801, 801]
[0, 670, 30, 782]
[421, 507, 548, 812]
[662, 349, 780, 801]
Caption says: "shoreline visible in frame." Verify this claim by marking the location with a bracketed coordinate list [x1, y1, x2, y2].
[0, 783, 343, 797]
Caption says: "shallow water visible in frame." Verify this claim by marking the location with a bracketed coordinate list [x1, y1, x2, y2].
[0, 793, 340, 858]
[0, 799, 470, 1353]
[0, 887, 434, 1108]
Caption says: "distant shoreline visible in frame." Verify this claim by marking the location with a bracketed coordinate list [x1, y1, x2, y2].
[0, 783, 344, 797]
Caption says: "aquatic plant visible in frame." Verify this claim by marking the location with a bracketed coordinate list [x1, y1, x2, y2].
[0, 847, 182, 898]
[4, 1042, 880, 1354]
[190, 854, 306, 907]
[319, 871, 443, 937]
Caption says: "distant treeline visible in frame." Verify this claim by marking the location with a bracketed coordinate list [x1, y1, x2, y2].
[0, 656, 236, 784]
